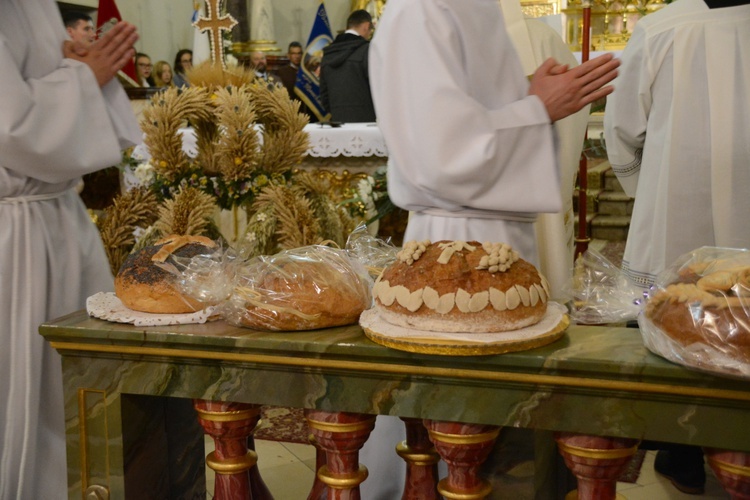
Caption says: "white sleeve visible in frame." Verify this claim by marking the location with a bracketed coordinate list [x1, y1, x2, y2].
[369, 1, 560, 214]
[604, 26, 650, 198]
[0, 37, 140, 184]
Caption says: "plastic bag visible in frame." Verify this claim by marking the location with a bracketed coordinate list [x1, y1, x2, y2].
[565, 249, 645, 324]
[222, 245, 373, 331]
[639, 246, 750, 379]
[345, 223, 399, 278]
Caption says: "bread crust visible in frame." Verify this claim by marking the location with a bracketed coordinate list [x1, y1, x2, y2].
[373, 241, 548, 333]
[114, 236, 216, 314]
[237, 258, 371, 331]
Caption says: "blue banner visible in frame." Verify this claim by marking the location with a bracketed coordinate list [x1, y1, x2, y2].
[294, 1, 333, 122]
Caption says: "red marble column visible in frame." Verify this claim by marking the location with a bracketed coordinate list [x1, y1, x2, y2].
[305, 410, 376, 500]
[193, 400, 269, 500]
[308, 434, 328, 500]
[555, 432, 640, 500]
[425, 420, 501, 500]
[704, 448, 750, 499]
[397, 418, 441, 500]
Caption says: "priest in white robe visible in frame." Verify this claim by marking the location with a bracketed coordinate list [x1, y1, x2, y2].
[604, 0, 750, 289]
[0, 2, 141, 498]
[362, 0, 618, 497]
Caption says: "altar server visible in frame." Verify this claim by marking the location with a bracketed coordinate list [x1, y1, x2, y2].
[605, 0, 750, 492]
[605, 0, 750, 290]
[362, 0, 618, 497]
[0, 1, 140, 497]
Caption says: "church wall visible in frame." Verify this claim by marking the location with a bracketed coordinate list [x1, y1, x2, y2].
[59, 0, 354, 67]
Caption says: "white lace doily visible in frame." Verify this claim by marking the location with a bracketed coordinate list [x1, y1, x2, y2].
[86, 292, 217, 326]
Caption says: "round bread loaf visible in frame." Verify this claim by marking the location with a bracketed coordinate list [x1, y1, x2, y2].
[235, 253, 371, 331]
[372, 240, 550, 333]
[644, 269, 750, 363]
[115, 235, 218, 314]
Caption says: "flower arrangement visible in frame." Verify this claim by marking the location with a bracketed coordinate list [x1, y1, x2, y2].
[341, 166, 394, 224]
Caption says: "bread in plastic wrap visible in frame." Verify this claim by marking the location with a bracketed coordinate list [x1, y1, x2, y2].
[224, 245, 373, 331]
[640, 247, 750, 379]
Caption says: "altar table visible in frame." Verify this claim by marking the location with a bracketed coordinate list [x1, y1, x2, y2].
[40, 313, 750, 499]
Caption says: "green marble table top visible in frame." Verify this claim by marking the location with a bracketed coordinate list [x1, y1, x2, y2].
[40, 310, 750, 450]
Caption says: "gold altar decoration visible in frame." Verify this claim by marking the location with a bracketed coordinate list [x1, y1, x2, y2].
[562, 0, 666, 51]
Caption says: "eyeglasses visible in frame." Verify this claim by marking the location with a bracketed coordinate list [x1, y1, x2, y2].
[138, 63, 152, 68]
[181, 58, 192, 64]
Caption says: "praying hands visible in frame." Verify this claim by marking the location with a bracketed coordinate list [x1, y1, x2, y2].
[63, 21, 139, 87]
[529, 53, 620, 122]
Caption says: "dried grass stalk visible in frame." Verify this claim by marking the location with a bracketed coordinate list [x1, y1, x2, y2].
[213, 86, 260, 181]
[97, 188, 159, 274]
[153, 186, 217, 236]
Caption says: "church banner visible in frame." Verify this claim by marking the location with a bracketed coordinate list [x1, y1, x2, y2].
[295, 1, 333, 122]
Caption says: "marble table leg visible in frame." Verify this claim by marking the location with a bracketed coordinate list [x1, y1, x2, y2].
[305, 410, 376, 500]
[704, 448, 750, 499]
[308, 434, 328, 500]
[425, 420, 501, 500]
[397, 417, 441, 500]
[193, 400, 269, 500]
[555, 432, 640, 500]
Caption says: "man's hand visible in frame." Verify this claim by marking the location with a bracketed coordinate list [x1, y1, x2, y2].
[529, 53, 620, 122]
[63, 21, 139, 87]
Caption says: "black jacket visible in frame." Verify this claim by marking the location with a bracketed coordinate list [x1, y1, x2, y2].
[320, 33, 376, 123]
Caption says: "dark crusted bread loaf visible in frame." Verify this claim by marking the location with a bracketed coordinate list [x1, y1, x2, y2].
[115, 235, 217, 314]
[373, 240, 550, 333]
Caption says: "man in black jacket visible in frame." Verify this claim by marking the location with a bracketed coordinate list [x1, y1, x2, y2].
[320, 10, 376, 123]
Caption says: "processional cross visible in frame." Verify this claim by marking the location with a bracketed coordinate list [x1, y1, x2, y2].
[193, 0, 238, 67]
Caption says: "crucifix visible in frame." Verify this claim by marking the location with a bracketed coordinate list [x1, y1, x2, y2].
[193, 0, 238, 67]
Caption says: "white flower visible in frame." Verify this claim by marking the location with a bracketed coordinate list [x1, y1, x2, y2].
[133, 162, 155, 186]
[256, 213, 267, 222]
[245, 232, 257, 243]
[133, 226, 149, 243]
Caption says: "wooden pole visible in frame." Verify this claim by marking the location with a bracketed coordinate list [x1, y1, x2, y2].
[575, 3, 593, 259]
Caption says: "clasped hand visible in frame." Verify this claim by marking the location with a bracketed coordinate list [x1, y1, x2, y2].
[529, 53, 620, 122]
[63, 22, 139, 87]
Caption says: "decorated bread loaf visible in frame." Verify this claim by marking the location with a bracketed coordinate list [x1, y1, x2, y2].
[373, 240, 550, 333]
[115, 235, 218, 314]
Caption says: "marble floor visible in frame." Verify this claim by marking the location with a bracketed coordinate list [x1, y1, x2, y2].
[205, 438, 730, 499]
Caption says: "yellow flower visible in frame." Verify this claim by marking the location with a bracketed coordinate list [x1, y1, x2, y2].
[234, 157, 243, 166]
[159, 160, 167, 168]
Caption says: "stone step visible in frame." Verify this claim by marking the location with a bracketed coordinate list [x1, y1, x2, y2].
[573, 188, 602, 215]
[597, 191, 635, 216]
[603, 168, 626, 193]
[590, 215, 630, 241]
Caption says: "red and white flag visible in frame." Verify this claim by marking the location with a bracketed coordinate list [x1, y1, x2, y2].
[97, 0, 139, 86]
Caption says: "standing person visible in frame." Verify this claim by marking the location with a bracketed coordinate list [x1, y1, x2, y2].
[0, 1, 141, 498]
[62, 11, 96, 47]
[604, 0, 750, 493]
[319, 9, 376, 123]
[277, 41, 318, 123]
[173, 48, 192, 88]
[135, 51, 155, 87]
[153, 60, 175, 88]
[362, 0, 618, 497]
[277, 41, 304, 96]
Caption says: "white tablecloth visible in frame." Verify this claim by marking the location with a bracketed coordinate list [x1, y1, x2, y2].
[304, 123, 387, 158]
[132, 123, 388, 161]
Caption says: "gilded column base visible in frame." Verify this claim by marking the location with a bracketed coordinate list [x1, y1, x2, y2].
[704, 448, 750, 499]
[555, 432, 640, 500]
